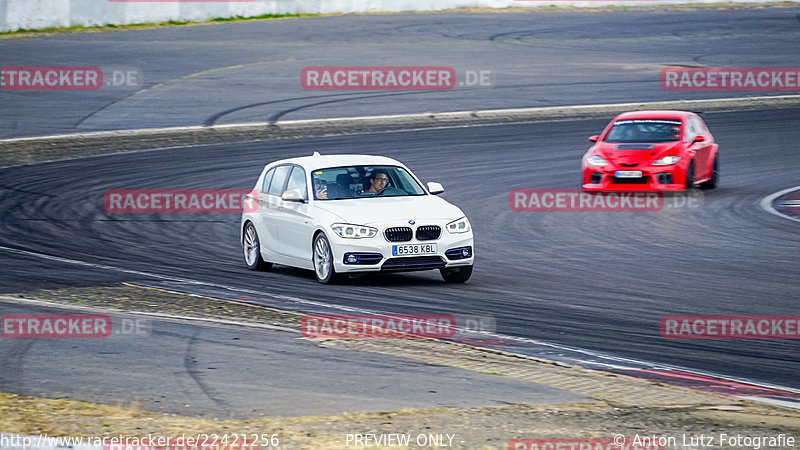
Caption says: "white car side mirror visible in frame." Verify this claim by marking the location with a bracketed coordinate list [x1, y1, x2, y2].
[427, 182, 444, 195]
[282, 189, 305, 202]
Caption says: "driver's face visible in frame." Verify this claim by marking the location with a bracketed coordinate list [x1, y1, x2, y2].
[371, 174, 388, 190]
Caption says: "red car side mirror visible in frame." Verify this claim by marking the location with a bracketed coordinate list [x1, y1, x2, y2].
[693, 135, 705, 143]
[589, 135, 599, 142]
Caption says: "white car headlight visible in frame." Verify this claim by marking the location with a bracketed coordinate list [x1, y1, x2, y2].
[446, 217, 471, 234]
[331, 223, 378, 239]
[653, 155, 681, 166]
[586, 155, 609, 166]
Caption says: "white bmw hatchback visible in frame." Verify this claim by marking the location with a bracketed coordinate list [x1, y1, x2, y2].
[240, 153, 474, 284]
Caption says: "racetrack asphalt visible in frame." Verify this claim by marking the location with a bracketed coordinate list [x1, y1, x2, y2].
[0, 298, 590, 419]
[0, 108, 798, 394]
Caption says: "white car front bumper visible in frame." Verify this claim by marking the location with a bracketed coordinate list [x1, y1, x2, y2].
[327, 224, 474, 274]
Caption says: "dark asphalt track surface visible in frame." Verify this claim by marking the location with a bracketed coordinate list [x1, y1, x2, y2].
[0, 299, 587, 418]
[1, 109, 799, 394]
[1, 6, 799, 139]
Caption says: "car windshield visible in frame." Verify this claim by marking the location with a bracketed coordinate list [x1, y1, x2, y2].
[311, 165, 427, 200]
[604, 119, 682, 143]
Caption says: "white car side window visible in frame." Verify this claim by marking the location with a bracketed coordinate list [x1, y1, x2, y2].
[261, 168, 275, 193]
[268, 165, 291, 196]
[286, 166, 308, 200]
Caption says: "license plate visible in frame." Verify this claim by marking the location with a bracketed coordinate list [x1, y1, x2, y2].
[615, 171, 642, 178]
[393, 244, 438, 256]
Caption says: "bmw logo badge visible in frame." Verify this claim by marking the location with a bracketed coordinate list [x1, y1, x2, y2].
[408, 220, 416, 225]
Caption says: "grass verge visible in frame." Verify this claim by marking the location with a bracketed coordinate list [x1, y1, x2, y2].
[0, 13, 318, 39]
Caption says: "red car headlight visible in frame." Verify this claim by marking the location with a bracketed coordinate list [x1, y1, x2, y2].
[653, 156, 681, 166]
[586, 156, 609, 166]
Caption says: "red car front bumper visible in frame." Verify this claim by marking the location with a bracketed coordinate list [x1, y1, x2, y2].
[582, 166, 688, 192]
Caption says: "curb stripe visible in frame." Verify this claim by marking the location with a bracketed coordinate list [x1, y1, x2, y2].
[759, 185, 800, 223]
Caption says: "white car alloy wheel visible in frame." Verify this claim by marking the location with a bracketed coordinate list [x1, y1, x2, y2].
[243, 222, 271, 271]
[313, 233, 340, 284]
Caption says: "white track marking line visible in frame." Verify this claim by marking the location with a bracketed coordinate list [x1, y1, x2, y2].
[0, 244, 360, 313]
[760, 186, 800, 223]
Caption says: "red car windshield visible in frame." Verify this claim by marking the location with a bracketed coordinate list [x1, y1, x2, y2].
[604, 119, 682, 143]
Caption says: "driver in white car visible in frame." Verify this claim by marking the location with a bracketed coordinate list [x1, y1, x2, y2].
[365, 170, 389, 194]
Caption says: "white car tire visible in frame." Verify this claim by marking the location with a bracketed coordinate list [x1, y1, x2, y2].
[243, 222, 272, 271]
[313, 232, 343, 284]
[440, 265, 472, 283]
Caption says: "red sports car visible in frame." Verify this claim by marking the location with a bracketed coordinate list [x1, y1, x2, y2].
[581, 111, 719, 191]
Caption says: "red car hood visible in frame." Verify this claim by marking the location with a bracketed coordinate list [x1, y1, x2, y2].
[594, 141, 684, 166]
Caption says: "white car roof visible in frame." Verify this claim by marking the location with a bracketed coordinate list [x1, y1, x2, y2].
[266, 153, 404, 171]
